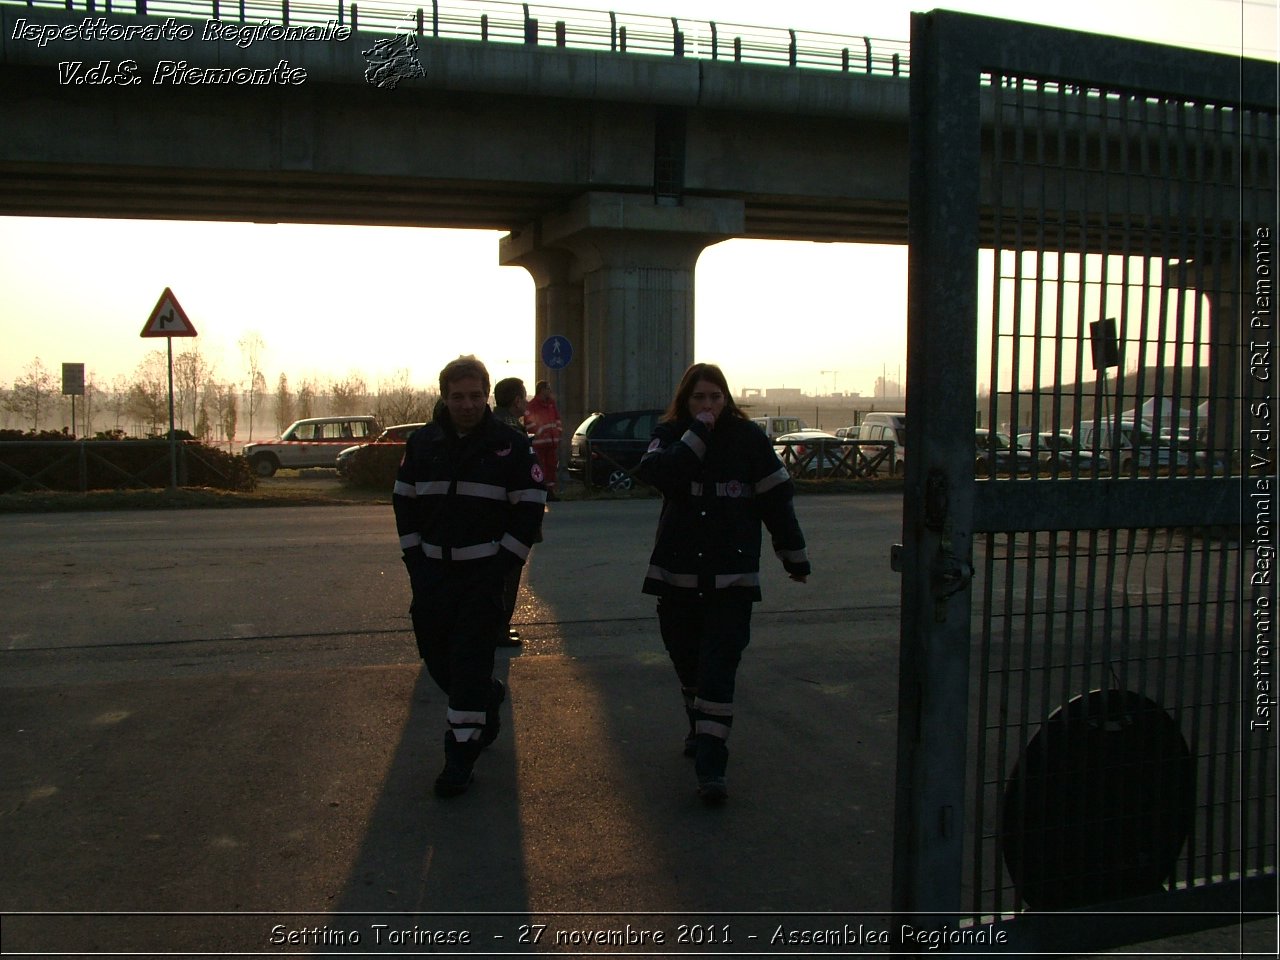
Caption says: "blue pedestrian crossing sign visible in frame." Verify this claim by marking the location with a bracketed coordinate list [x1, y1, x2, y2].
[541, 335, 573, 370]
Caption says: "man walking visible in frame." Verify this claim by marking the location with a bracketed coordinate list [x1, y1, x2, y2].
[394, 357, 547, 797]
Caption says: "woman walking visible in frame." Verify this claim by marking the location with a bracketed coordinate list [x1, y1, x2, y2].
[636, 363, 810, 805]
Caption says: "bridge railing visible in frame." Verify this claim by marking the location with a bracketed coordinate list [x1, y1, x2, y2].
[6, 0, 910, 76]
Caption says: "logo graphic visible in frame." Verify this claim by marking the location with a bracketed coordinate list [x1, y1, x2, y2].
[362, 32, 425, 90]
[531, 463, 545, 483]
[726, 480, 743, 498]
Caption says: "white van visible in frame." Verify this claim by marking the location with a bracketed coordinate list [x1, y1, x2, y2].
[750, 415, 807, 439]
[857, 412, 906, 475]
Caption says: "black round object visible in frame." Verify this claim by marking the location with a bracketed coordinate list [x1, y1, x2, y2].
[1001, 688, 1195, 910]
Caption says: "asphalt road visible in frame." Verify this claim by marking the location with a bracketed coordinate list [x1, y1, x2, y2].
[0, 493, 905, 684]
[0, 493, 912, 956]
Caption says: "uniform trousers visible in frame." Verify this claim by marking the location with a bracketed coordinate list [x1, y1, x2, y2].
[404, 558, 503, 742]
[533, 442, 558, 491]
[656, 588, 754, 741]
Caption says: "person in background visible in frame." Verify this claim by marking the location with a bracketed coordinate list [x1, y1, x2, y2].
[394, 356, 547, 797]
[525, 379, 562, 501]
[492, 377, 532, 647]
[635, 362, 810, 806]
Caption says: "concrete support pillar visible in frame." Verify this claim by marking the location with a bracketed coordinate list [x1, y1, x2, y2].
[1166, 255, 1243, 466]
[500, 192, 744, 436]
[496, 243, 585, 433]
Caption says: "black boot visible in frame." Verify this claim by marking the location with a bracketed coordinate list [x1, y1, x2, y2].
[694, 733, 729, 806]
[435, 732, 482, 798]
[479, 679, 506, 750]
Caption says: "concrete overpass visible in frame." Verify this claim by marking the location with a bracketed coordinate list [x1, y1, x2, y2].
[0, 2, 1260, 429]
[0, 1, 914, 424]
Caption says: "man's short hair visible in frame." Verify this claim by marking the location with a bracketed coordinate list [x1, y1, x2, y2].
[439, 355, 490, 397]
[493, 377, 526, 409]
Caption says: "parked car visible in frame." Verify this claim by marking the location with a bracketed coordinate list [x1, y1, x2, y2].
[749, 415, 808, 439]
[243, 415, 381, 477]
[567, 409, 663, 490]
[857, 412, 906, 475]
[1074, 419, 1191, 474]
[774, 429, 843, 477]
[335, 422, 426, 477]
[1016, 431, 1105, 471]
[975, 428, 1036, 475]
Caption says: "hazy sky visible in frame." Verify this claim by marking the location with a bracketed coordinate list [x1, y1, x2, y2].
[1, 0, 1273, 404]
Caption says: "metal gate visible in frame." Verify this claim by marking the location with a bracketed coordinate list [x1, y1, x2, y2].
[892, 11, 1276, 953]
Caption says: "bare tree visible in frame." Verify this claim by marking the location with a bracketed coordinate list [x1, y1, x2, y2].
[274, 373, 295, 433]
[375, 370, 434, 425]
[207, 379, 229, 444]
[0, 387, 15, 429]
[296, 377, 317, 420]
[328, 373, 369, 415]
[221, 383, 239, 445]
[79, 373, 97, 438]
[195, 392, 213, 443]
[126, 351, 168, 435]
[106, 374, 130, 433]
[173, 345, 211, 432]
[4, 358, 56, 431]
[238, 332, 266, 441]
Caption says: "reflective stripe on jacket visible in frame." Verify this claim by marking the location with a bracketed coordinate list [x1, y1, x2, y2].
[393, 410, 545, 569]
[636, 414, 809, 600]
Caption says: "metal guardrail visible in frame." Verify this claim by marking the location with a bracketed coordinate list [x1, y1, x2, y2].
[773, 438, 895, 479]
[5, 0, 911, 76]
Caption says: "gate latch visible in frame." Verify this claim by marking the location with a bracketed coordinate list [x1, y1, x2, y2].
[924, 468, 972, 618]
[933, 549, 973, 600]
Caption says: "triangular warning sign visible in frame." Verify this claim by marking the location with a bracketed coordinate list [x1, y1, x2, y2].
[140, 287, 198, 338]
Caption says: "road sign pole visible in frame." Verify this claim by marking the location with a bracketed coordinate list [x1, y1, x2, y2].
[140, 287, 197, 490]
[540, 336, 573, 493]
[554, 366, 564, 490]
[167, 337, 178, 489]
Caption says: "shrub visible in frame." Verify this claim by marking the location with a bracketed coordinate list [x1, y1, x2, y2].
[182, 443, 256, 492]
[0, 439, 255, 493]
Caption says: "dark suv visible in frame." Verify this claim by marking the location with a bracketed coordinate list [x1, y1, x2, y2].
[568, 409, 663, 490]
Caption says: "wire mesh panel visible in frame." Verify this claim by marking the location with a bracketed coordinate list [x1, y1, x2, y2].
[969, 73, 1277, 927]
[896, 11, 1275, 953]
[970, 529, 1254, 912]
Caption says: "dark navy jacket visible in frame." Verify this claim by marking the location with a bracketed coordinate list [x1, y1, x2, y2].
[393, 408, 545, 573]
[636, 414, 810, 601]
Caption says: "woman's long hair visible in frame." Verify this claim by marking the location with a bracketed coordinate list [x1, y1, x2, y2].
[661, 362, 749, 424]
